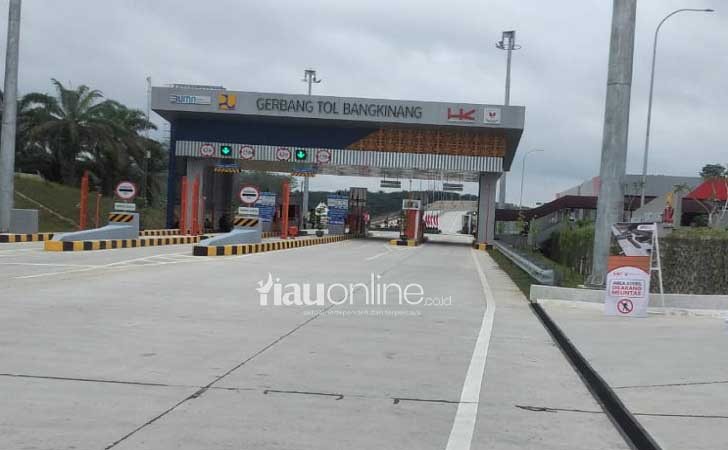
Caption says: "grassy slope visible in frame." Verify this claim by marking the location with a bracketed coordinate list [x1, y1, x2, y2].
[12, 174, 165, 232]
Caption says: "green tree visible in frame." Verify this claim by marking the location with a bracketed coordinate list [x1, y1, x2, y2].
[700, 163, 726, 179]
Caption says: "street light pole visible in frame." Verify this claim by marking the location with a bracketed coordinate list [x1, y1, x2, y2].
[496, 31, 520, 209]
[142, 76, 152, 208]
[300, 69, 321, 229]
[640, 8, 714, 207]
[0, 0, 21, 232]
[519, 149, 544, 209]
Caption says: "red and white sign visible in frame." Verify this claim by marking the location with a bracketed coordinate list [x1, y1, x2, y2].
[239, 185, 260, 205]
[115, 181, 137, 201]
[605, 258, 650, 317]
[199, 143, 215, 157]
[484, 107, 501, 124]
[276, 147, 292, 161]
[447, 107, 476, 122]
[316, 149, 332, 164]
[240, 145, 255, 160]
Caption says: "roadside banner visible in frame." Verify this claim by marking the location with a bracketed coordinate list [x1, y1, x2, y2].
[255, 192, 276, 223]
[605, 223, 656, 317]
[327, 195, 348, 225]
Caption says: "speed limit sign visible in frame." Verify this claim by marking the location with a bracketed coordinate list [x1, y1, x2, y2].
[239, 185, 260, 204]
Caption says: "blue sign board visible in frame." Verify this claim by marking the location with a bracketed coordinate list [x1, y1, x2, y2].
[327, 195, 348, 225]
[255, 192, 277, 223]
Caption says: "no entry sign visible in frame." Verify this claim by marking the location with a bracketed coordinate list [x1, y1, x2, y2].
[239, 185, 260, 204]
[115, 181, 137, 200]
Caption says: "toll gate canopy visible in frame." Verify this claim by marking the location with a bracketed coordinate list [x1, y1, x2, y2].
[152, 85, 525, 243]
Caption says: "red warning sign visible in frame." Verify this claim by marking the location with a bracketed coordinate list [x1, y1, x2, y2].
[616, 299, 634, 314]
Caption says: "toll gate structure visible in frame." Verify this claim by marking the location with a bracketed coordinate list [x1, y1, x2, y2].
[152, 84, 525, 244]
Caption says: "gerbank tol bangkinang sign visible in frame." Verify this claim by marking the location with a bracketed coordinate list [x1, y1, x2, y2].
[255, 97, 424, 120]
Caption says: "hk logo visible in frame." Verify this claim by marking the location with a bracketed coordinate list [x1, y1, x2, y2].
[447, 107, 476, 121]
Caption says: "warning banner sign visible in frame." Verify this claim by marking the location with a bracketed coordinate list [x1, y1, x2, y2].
[605, 261, 650, 318]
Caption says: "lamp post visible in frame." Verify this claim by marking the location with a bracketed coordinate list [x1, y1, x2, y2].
[496, 31, 520, 209]
[519, 149, 544, 209]
[300, 69, 321, 229]
[640, 8, 714, 207]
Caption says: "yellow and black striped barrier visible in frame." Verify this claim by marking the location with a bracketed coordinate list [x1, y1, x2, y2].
[473, 242, 491, 251]
[44, 235, 201, 252]
[0, 232, 54, 243]
[193, 234, 351, 256]
[389, 239, 420, 247]
[140, 229, 182, 236]
[262, 231, 279, 239]
[232, 216, 259, 227]
[108, 213, 135, 223]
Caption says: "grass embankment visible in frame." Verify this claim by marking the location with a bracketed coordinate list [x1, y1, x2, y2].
[488, 248, 536, 298]
[12, 173, 165, 232]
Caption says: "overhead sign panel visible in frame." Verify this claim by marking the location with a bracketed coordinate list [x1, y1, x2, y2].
[153, 87, 525, 130]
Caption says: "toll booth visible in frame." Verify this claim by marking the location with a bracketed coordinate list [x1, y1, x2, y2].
[348, 187, 367, 237]
[400, 199, 424, 243]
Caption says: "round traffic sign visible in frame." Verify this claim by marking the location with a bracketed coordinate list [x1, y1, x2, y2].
[617, 299, 634, 314]
[316, 149, 331, 164]
[239, 185, 260, 204]
[240, 145, 255, 160]
[115, 181, 137, 200]
[199, 143, 215, 157]
[276, 147, 292, 161]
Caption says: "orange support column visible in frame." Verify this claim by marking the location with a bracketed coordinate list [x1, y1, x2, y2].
[191, 176, 200, 236]
[281, 180, 290, 239]
[180, 176, 188, 235]
[79, 171, 89, 230]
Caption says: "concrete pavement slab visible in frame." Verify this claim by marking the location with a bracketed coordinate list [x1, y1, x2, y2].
[542, 303, 728, 449]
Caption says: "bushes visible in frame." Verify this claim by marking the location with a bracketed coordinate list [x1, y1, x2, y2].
[547, 222, 594, 278]
[660, 228, 728, 294]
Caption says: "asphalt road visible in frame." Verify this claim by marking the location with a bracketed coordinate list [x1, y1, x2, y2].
[0, 239, 627, 450]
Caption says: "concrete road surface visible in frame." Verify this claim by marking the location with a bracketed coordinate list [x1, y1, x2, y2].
[0, 239, 627, 449]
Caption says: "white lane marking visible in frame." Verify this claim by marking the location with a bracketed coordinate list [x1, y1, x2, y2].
[445, 250, 496, 450]
[0, 262, 95, 268]
[365, 250, 390, 261]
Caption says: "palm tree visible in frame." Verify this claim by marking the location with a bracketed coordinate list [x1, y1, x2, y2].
[26, 79, 117, 185]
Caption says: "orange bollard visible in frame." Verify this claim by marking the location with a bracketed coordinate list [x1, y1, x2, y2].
[79, 171, 89, 230]
[94, 192, 102, 228]
[281, 181, 290, 239]
[191, 176, 200, 236]
[180, 176, 188, 235]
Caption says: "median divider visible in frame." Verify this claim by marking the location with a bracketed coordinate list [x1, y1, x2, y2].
[44, 235, 202, 252]
[140, 229, 181, 236]
[193, 234, 351, 256]
[389, 239, 419, 247]
[0, 232, 55, 243]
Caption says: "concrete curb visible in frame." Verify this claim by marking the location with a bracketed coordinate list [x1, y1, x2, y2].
[0, 232, 54, 243]
[531, 302, 663, 450]
[193, 234, 352, 256]
[389, 239, 419, 247]
[140, 229, 181, 236]
[530, 285, 728, 311]
[535, 298, 728, 319]
[44, 236, 201, 252]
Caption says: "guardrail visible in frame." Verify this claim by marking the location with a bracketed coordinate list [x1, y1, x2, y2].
[492, 241, 555, 286]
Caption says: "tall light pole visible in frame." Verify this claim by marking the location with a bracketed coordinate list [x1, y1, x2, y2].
[590, 0, 637, 286]
[0, 0, 21, 232]
[142, 76, 152, 208]
[639, 8, 714, 207]
[496, 30, 520, 209]
[300, 69, 321, 228]
[519, 149, 544, 208]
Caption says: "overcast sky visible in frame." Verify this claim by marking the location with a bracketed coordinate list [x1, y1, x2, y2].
[2, 0, 726, 205]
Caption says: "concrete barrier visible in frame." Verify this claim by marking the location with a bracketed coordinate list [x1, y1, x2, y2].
[52, 213, 139, 242]
[530, 285, 728, 311]
[197, 215, 262, 247]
